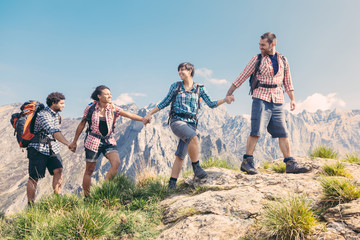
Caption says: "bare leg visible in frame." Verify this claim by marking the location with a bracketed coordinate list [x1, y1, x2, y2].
[279, 137, 291, 158]
[52, 168, 63, 194]
[83, 162, 96, 197]
[188, 136, 199, 163]
[104, 152, 121, 181]
[171, 156, 184, 178]
[246, 136, 259, 155]
[27, 178, 38, 203]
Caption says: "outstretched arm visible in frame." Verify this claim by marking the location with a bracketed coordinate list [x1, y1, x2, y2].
[120, 110, 144, 122]
[68, 119, 87, 152]
[53, 131, 74, 152]
[226, 84, 237, 97]
[143, 106, 159, 124]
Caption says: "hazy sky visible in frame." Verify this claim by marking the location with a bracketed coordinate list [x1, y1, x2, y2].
[1, 0, 359, 118]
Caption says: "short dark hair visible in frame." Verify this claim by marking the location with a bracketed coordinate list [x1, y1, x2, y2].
[46, 92, 65, 107]
[261, 32, 277, 45]
[91, 85, 110, 101]
[178, 62, 195, 77]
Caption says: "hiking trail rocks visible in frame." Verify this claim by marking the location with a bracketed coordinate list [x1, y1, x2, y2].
[158, 158, 360, 240]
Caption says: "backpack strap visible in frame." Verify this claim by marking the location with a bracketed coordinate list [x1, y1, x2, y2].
[168, 81, 182, 124]
[249, 54, 262, 95]
[194, 82, 203, 115]
[85, 102, 97, 134]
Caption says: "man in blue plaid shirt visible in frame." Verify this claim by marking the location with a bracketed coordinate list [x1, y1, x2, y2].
[27, 92, 75, 206]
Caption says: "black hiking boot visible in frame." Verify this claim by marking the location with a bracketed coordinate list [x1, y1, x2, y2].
[192, 161, 208, 179]
[240, 156, 258, 175]
[168, 179, 177, 190]
[285, 159, 311, 174]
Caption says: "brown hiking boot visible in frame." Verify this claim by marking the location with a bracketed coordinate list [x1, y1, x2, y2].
[241, 156, 258, 175]
[286, 159, 311, 174]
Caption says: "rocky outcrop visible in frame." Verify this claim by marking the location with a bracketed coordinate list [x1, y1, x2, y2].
[158, 158, 360, 240]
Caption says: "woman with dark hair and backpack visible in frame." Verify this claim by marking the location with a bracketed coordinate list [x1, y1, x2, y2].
[144, 62, 234, 189]
[69, 85, 149, 197]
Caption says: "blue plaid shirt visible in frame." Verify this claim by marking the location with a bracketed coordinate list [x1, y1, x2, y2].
[28, 106, 61, 155]
[157, 82, 218, 123]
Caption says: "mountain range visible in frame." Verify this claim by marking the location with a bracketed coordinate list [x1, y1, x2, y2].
[0, 102, 359, 215]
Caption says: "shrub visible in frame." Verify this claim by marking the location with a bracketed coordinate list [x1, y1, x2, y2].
[261, 195, 317, 240]
[11, 206, 63, 239]
[320, 177, 360, 205]
[309, 145, 338, 159]
[321, 162, 351, 178]
[201, 156, 238, 170]
[36, 193, 81, 213]
[57, 205, 114, 239]
[88, 174, 135, 207]
[342, 153, 360, 165]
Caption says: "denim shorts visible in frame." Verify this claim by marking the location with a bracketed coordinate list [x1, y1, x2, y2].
[250, 98, 288, 138]
[27, 147, 63, 180]
[85, 140, 118, 162]
[170, 119, 198, 160]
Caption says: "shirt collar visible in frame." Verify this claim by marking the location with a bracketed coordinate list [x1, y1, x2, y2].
[45, 106, 58, 116]
[94, 101, 112, 111]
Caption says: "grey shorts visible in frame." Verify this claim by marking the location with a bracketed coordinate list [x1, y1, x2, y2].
[250, 98, 288, 138]
[85, 140, 118, 162]
[170, 119, 198, 160]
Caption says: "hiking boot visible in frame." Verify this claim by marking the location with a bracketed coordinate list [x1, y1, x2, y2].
[192, 162, 208, 179]
[168, 180, 177, 190]
[241, 156, 258, 175]
[286, 159, 311, 174]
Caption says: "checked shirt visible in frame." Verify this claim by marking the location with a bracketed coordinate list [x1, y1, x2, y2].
[28, 106, 61, 155]
[83, 102, 122, 152]
[157, 81, 218, 124]
[233, 52, 294, 103]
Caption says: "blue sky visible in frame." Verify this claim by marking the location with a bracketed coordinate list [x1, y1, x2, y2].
[1, 0, 359, 118]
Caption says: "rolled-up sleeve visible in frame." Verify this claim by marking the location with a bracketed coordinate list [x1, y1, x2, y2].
[157, 82, 178, 110]
[282, 57, 294, 92]
[200, 86, 218, 108]
[38, 113, 61, 135]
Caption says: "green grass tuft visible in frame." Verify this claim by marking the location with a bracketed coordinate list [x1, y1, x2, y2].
[309, 145, 338, 159]
[261, 195, 317, 240]
[321, 162, 351, 178]
[3, 173, 170, 239]
[319, 177, 360, 206]
[57, 205, 114, 239]
[342, 153, 360, 165]
[200, 156, 238, 170]
[271, 162, 287, 173]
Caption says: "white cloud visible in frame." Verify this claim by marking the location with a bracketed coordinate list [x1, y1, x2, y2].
[286, 93, 346, 114]
[196, 67, 228, 85]
[209, 78, 228, 85]
[113, 92, 146, 105]
[196, 68, 213, 78]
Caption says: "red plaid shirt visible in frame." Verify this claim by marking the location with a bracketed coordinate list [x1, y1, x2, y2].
[233, 52, 294, 103]
[83, 102, 122, 152]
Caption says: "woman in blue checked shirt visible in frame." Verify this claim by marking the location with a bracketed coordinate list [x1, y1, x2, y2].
[144, 62, 234, 189]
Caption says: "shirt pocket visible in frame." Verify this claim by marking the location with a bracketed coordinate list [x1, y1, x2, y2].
[259, 61, 272, 77]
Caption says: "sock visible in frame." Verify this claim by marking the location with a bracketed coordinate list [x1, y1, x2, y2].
[244, 154, 253, 159]
[284, 157, 294, 163]
[169, 177, 177, 182]
[192, 161, 199, 166]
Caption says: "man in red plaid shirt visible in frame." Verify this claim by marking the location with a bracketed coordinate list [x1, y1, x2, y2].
[227, 32, 311, 174]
